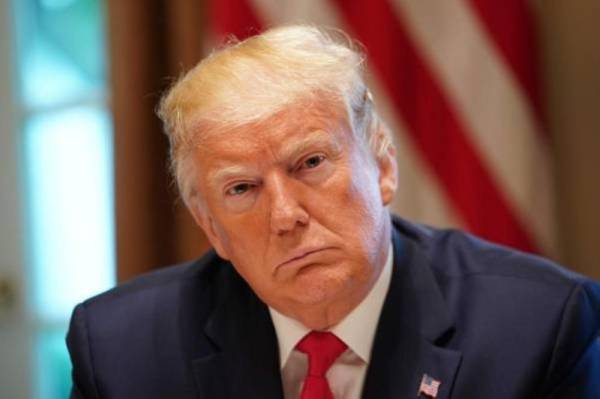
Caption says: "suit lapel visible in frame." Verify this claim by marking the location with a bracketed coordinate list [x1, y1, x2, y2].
[190, 266, 284, 398]
[362, 225, 462, 399]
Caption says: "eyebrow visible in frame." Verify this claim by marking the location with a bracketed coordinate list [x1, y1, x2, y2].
[207, 165, 252, 185]
[206, 130, 344, 185]
[278, 131, 343, 162]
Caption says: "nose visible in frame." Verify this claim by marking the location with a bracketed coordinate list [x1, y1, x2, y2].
[267, 173, 309, 235]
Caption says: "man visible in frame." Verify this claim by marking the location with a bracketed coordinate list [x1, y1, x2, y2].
[67, 25, 600, 398]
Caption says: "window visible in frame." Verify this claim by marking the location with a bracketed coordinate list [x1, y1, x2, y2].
[11, 0, 115, 396]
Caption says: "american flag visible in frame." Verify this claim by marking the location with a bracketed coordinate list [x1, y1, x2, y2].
[418, 373, 441, 398]
[208, 0, 555, 256]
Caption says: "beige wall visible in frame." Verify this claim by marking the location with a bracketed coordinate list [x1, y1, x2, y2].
[538, 1, 600, 279]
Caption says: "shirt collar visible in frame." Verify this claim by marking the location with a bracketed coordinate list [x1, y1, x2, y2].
[269, 243, 393, 368]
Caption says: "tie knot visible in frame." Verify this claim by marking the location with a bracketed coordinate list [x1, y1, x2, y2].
[296, 331, 347, 377]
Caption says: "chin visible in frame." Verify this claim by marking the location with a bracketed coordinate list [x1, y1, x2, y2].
[289, 266, 353, 306]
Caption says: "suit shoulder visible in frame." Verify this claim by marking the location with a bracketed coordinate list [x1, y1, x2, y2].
[393, 215, 593, 290]
[80, 249, 227, 312]
[66, 250, 235, 397]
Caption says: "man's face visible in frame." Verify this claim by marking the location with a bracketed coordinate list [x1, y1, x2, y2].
[190, 101, 396, 324]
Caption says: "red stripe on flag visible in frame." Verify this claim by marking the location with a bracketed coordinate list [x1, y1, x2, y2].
[210, 0, 263, 41]
[332, 0, 538, 252]
[467, 0, 546, 130]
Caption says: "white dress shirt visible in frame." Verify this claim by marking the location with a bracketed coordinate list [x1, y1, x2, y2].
[269, 244, 393, 399]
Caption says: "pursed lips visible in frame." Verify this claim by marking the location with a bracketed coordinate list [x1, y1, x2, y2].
[276, 247, 333, 270]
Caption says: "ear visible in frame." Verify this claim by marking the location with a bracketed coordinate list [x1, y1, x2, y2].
[188, 199, 231, 260]
[377, 143, 398, 207]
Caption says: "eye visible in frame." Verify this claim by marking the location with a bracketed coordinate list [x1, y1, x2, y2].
[226, 182, 253, 196]
[302, 155, 325, 170]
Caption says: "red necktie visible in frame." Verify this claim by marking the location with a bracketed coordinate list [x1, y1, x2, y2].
[296, 331, 348, 399]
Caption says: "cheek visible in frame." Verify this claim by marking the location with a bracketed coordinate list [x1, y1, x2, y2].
[213, 217, 270, 272]
[337, 163, 385, 259]
[217, 234, 266, 288]
[341, 160, 382, 220]
[315, 160, 380, 220]
[211, 203, 268, 246]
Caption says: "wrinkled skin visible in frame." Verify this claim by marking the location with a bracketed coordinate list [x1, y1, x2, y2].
[189, 102, 397, 329]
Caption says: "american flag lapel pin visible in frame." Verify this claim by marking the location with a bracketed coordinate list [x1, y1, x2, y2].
[418, 373, 441, 398]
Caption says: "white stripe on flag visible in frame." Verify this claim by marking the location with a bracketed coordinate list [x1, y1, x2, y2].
[391, 0, 556, 254]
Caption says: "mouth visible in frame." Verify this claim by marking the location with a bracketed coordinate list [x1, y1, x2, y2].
[277, 247, 333, 270]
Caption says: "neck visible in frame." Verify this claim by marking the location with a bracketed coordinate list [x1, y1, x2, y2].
[294, 295, 367, 331]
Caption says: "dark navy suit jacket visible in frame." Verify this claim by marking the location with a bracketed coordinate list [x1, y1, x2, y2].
[67, 217, 600, 398]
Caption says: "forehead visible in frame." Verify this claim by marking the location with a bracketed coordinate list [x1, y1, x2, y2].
[193, 100, 352, 163]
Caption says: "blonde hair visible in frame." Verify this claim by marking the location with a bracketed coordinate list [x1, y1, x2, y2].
[157, 25, 393, 207]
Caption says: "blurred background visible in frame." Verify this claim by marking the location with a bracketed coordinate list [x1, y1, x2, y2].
[0, 0, 598, 397]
